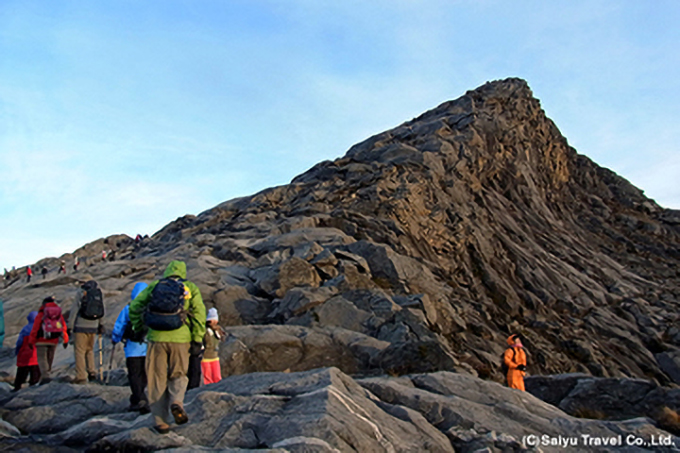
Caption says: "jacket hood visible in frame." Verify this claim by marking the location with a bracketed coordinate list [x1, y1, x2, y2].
[507, 334, 520, 346]
[163, 260, 187, 280]
[130, 282, 149, 300]
[27, 311, 38, 324]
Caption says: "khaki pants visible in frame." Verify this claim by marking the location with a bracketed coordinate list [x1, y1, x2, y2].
[146, 341, 190, 426]
[36, 344, 56, 381]
[74, 332, 97, 382]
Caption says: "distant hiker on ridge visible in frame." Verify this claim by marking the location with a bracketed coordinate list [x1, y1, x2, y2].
[74, 257, 80, 272]
[68, 280, 105, 383]
[112, 282, 150, 414]
[41, 266, 48, 279]
[26, 266, 32, 283]
[129, 260, 206, 434]
[28, 296, 69, 384]
[504, 334, 527, 391]
[59, 261, 66, 274]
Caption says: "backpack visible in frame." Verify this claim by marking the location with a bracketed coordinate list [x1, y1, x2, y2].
[42, 305, 64, 339]
[143, 278, 188, 331]
[79, 281, 104, 320]
[500, 347, 516, 378]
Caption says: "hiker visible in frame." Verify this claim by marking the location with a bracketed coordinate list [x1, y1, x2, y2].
[0, 298, 4, 346]
[504, 334, 527, 391]
[202, 308, 225, 385]
[112, 282, 150, 413]
[26, 266, 32, 283]
[13, 311, 41, 390]
[68, 280, 105, 383]
[129, 260, 206, 434]
[59, 261, 66, 274]
[28, 296, 69, 384]
[74, 257, 79, 272]
[186, 340, 203, 390]
[41, 266, 48, 279]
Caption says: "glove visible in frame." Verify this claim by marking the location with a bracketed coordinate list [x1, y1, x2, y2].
[189, 341, 203, 356]
[67, 330, 72, 339]
[129, 329, 146, 343]
[517, 364, 526, 371]
[97, 325, 105, 335]
[63, 342, 68, 349]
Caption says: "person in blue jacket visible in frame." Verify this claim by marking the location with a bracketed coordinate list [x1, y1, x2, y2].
[112, 282, 150, 413]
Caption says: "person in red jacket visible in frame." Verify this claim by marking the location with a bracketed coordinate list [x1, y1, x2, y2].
[504, 334, 527, 391]
[28, 297, 69, 384]
[14, 311, 41, 390]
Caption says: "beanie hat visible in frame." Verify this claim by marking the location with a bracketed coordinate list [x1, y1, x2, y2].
[207, 307, 219, 322]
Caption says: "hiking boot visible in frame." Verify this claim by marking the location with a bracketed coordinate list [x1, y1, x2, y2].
[39, 378, 52, 385]
[88, 372, 96, 382]
[139, 400, 151, 415]
[153, 424, 170, 435]
[170, 403, 189, 425]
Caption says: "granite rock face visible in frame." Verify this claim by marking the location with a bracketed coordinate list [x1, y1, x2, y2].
[1, 368, 677, 452]
[2, 78, 680, 449]
[526, 373, 680, 422]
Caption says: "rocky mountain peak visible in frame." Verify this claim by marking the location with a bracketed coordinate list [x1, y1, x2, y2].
[3, 78, 680, 388]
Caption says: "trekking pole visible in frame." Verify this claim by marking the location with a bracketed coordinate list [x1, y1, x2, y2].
[98, 334, 103, 381]
[106, 343, 116, 384]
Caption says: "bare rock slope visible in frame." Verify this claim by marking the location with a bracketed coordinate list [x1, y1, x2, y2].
[2, 77, 680, 450]
[3, 77, 680, 383]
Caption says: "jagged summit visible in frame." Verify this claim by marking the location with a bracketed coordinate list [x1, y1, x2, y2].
[2, 79, 680, 389]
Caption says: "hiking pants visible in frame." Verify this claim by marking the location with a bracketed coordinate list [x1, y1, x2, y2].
[14, 365, 41, 390]
[146, 341, 190, 426]
[507, 369, 525, 391]
[126, 356, 148, 406]
[201, 359, 222, 385]
[74, 332, 96, 381]
[187, 351, 203, 390]
[36, 344, 56, 381]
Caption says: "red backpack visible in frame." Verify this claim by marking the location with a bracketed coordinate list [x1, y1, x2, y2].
[42, 305, 64, 339]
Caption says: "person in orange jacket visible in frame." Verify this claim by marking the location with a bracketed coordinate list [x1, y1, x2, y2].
[504, 334, 527, 391]
[28, 296, 69, 384]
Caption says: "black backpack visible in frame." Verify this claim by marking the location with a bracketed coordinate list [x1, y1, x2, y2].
[143, 278, 187, 331]
[79, 281, 104, 320]
[500, 347, 516, 378]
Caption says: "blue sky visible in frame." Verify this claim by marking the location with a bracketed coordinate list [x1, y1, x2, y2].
[1, 0, 679, 271]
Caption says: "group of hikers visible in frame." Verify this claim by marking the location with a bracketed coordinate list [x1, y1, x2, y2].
[4, 257, 82, 287]
[12, 260, 226, 434]
[9, 258, 529, 434]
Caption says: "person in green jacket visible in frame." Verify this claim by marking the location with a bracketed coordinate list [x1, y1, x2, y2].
[129, 260, 206, 434]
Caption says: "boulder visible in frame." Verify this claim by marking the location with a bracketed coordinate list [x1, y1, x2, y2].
[219, 325, 390, 376]
[526, 373, 680, 421]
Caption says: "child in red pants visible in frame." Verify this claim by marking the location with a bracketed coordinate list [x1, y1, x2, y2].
[201, 308, 224, 384]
